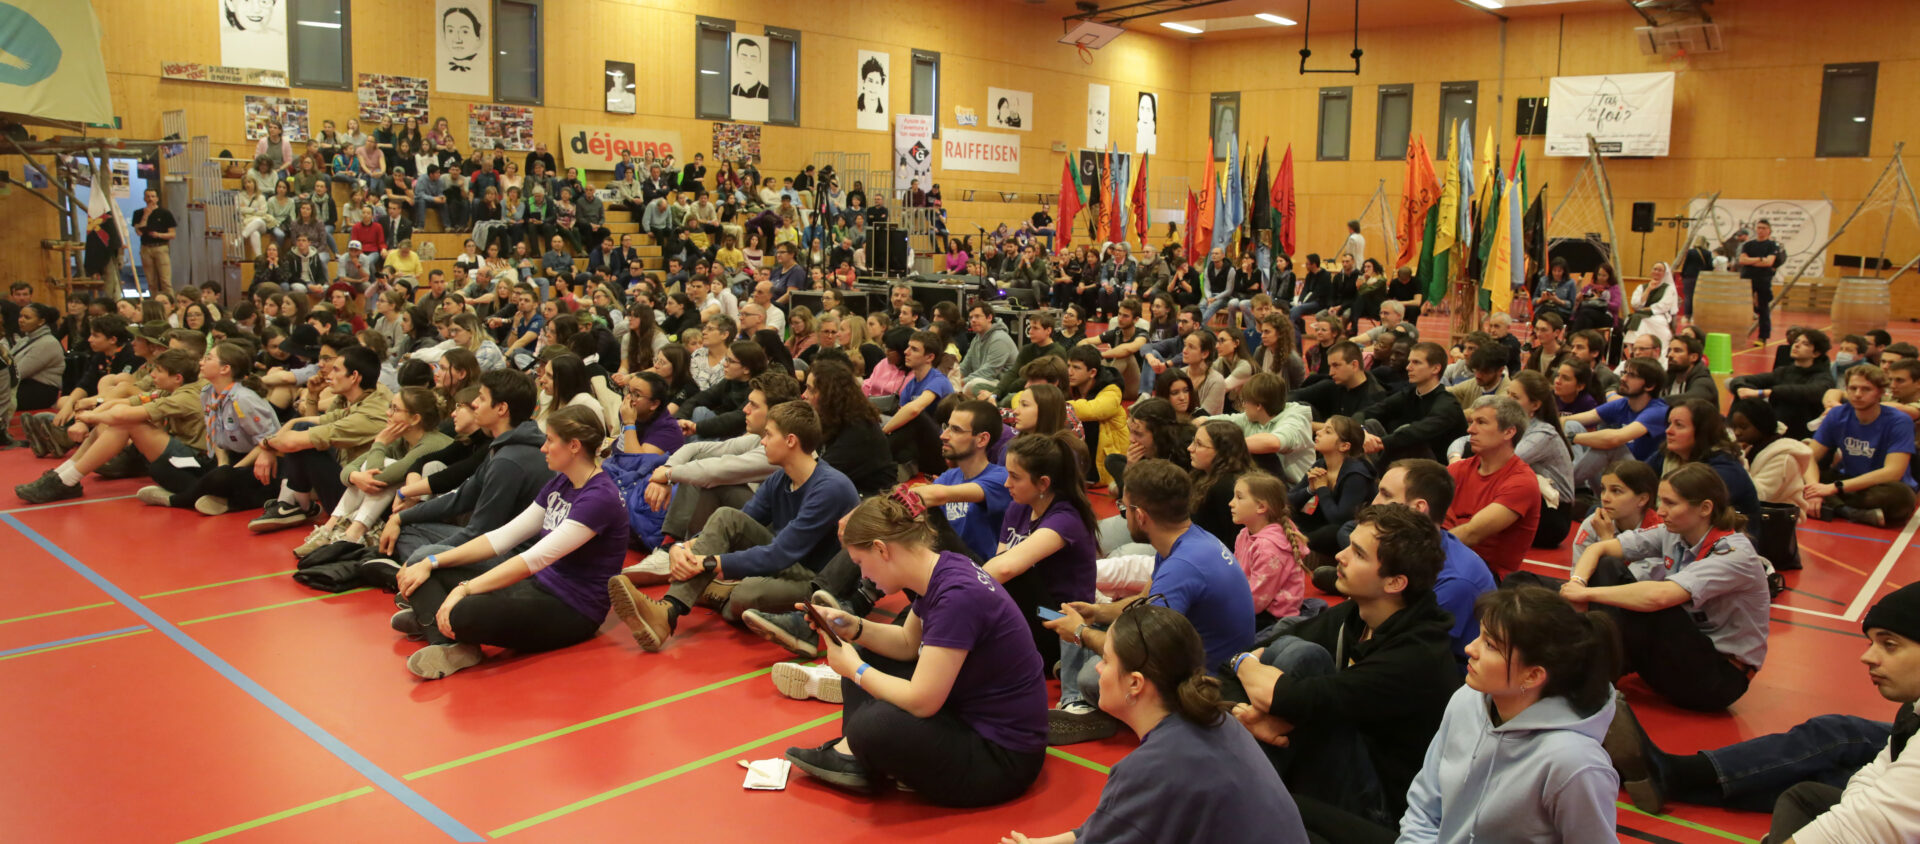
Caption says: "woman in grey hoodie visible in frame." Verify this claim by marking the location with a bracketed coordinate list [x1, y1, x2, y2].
[10, 303, 65, 411]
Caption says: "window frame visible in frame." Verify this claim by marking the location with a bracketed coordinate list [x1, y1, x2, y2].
[492, 0, 545, 106]
[1436, 81, 1478, 160]
[286, 0, 352, 91]
[766, 26, 801, 127]
[1317, 86, 1352, 162]
[694, 16, 735, 120]
[1815, 62, 1877, 159]
[911, 49, 940, 138]
[1375, 84, 1412, 161]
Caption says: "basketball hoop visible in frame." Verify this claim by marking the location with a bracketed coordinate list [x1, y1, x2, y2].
[1076, 42, 1095, 64]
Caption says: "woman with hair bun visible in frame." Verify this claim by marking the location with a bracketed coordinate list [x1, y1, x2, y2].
[998, 604, 1307, 844]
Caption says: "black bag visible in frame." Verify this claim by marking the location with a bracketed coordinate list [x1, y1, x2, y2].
[1747, 501, 1801, 572]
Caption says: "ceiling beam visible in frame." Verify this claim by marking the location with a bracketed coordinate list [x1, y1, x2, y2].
[1065, 0, 1238, 26]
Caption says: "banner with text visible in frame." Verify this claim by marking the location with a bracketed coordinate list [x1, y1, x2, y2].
[1546, 71, 1674, 158]
[894, 114, 934, 198]
[1686, 198, 1834, 280]
[561, 124, 684, 171]
[941, 128, 1021, 174]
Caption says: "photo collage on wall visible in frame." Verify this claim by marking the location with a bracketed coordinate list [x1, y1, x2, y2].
[243, 95, 309, 141]
[357, 74, 430, 125]
[470, 104, 535, 151]
[712, 122, 761, 163]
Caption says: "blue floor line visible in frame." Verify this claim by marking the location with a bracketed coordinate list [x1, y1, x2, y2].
[0, 514, 483, 842]
[1797, 526, 1894, 544]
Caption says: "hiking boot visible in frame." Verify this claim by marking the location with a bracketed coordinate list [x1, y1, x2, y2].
[193, 495, 230, 516]
[19, 413, 54, 457]
[772, 662, 843, 703]
[24, 413, 67, 458]
[697, 577, 738, 611]
[620, 547, 671, 586]
[293, 522, 344, 559]
[358, 558, 403, 592]
[14, 472, 81, 505]
[135, 485, 173, 507]
[407, 643, 484, 679]
[249, 499, 319, 533]
[390, 608, 429, 641]
[1311, 565, 1340, 595]
[94, 447, 148, 480]
[1604, 692, 1666, 814]
[784, 739, 873, 794]
[608, 574, 672, 652]
[743, 609, 820, 659]
[1048, 703, 1122, 746]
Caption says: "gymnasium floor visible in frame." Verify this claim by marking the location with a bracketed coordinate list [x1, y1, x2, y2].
[4, 310, 1917, 843]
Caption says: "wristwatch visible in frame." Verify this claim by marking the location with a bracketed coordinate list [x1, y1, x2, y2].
[1835, 479, 1847, 494]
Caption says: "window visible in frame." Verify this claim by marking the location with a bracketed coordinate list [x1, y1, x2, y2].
[1210, 92, 1239, 159]
[767, 27, 800, 126]
[493, 0, 543, 105]
[695, 17, 735, 119]
[288, 0, 350, 89]
[1816, 63, 1877, 158]
[911, 49, 940, 135]
[1437, 81, 1477, 159]
[1317, 87, 1351, 161]
[1375, 84, 1412, 160]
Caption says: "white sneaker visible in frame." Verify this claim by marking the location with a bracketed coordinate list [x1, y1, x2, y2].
[622, 547, 672, 586]
[772, 662, 843, 704]
[135, 485, 172, 507]
[293, 522, 342, 559]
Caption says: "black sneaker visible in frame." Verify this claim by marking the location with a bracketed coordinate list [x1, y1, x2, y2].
[358, 558, 403, 592]
[22, 413, 63, 458]
[1311, 565, 1340, 594]
[249, 499, 319, 533]
[1047, 704, 1122, 745]
[742, 609, 820, 658]
[784, 738, 873, 794]
[390, 608, 429, 641]
[94, 447, 148, 480]
[15, 472, 82, 505]
[1604, 692, 1666, 814]
[1840, 506, 1887, 528]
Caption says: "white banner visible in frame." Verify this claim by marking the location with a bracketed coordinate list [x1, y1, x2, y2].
[435, 1, 490, 96]
[1686, 198, 1834, 280]
[894, 114, 934, 198]
[987, 87, 1031, 131]
[561, 124, 684, 171]
[1546, 71, 1675, 157]
[941, 128, 1021, 174]
[216, 0, 286, 74]
[0, 2, 115, 125]
[730, 32, 770, 124]
[855, 50, 889, 132]
[1086, 83, 1110, 150]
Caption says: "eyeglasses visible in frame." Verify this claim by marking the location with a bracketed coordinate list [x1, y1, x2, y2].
[1118, 593, 1168, 666]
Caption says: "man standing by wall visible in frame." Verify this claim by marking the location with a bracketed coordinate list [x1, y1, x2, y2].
[1738, 219, 1784, 348]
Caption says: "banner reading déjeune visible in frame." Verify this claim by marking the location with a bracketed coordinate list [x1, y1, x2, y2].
[1546, 71, 1674, 158]
[561, 124, 685, 171]
[941, 128, 1021, 174]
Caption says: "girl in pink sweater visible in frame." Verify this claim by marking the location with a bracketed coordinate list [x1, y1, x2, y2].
[1230, 471, 1307, 621]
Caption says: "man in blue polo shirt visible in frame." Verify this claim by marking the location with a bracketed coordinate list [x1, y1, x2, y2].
[1043, 458, 1254, 744]
[1807, 364, 1917, 528]
[1563, 357, 1669, 492]
[882, 329, 953, 476]
[909, 400, 1011, 561]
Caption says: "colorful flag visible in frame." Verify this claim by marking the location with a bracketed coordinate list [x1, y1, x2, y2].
[1056, 155, 1082, 254]
[1249, 140, 1271, 233]
[1183, 189, 1198, 264]
[1131, 152, 1150, 248]
[1223, 135, 1244, 240]
[1194, 137, 1216, 261]
[1109, 144, 1128, 245]
[1483, 166, 1524, 315]
[1396, 134, 1440, 269]
[1456, 119, 1475, 255]
[1274, 143, 1296, 257]
[1434, 123, 1460, 258]
[1096, 149, 1114, 244]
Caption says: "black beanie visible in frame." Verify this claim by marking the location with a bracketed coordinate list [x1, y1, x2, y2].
[1862, 582, 1920, 642]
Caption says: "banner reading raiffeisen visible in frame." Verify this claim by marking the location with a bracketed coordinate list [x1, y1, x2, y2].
[0, 1, 112, 126]
[1546, 71, 1674, 158]
[561, 124, 685, 172]
[941, 128, 1021, 174]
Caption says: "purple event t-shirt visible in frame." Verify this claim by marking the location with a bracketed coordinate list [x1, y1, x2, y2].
[1000, 499, 1097, 604]
[638, 410, 686, 454]
[913, 551, 1049, 754]
[529, 471, 633, 621]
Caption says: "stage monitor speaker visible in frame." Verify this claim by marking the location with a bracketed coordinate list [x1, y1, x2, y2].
[870, 224, 911, 275]
[1631, 202, 1656, 233]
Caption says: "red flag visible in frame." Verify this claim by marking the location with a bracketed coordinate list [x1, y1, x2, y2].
[1194, 137, 1216, 263]
[1131, 153, 1150, 248]
[1273, 143, 1296, 257]
[1096, 151, 1114, 243]
[1183, 189, 1198, 264]
[1056, 156, 1081, 255]
[1396, 134, 1441, 269]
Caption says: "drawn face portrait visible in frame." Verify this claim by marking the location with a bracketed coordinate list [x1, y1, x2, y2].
[225, 0, 275, 32]
[860, 66, 885, 111]
[442, 8, 480, 60]
[736, 40, 762, 86]
[1089, 102, 1107, 137]
[1138, 93, 1157, 130]
[997, 98, 1015, 122]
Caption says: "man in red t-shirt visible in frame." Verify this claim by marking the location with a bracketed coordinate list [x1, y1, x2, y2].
[1445, 394, 1541, 578]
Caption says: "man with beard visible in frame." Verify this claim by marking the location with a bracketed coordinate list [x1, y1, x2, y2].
[1665, 334, 1718, 405]
[1564, 357, 1669, 493]
[904, 399, 1011, 561]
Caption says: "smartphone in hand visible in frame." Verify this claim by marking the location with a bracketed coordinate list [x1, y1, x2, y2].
[1035, 606, 1065, 622]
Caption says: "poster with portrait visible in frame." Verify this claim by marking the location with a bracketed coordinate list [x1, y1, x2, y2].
[1209, 92, 1239, 160]
[244, 95, 309, 141]
[469, 104, 534, 151]
[712, 122, 761, 164]
[1086, 84, 1110, 150]
[357, 74, 430, 126]
[1135, 91, 1158, 155]
[604, 61, 637, 114]
[987, 87, 1031, 131]
[729, 33, 770, 124]
[434, 0, 490, 96]
[217, 0, 287, 74]
[855, 50, 889, 132]
[894, 114, 934, 198]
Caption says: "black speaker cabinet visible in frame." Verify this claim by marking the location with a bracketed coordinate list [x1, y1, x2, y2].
[1631, 202, 1655, 233]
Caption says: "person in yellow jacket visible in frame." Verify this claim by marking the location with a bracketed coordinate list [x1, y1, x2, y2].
[1066, 345, 1130, 488]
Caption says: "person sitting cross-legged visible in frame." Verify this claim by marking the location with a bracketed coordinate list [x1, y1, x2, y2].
[292, 387, 452, 558]
[1444, 395, 1542, 580]
[612, 400, 860, 651]
[16, 349, 208, 504]
[1562, 357, 1669, 494]
[134, 343, 283, 513]
[390, 405, 631, 679]
[246, 346, 394, 533]
[884, 329, 956, 477]
[1803, 364, 1916, 528]
[779, 492, 1049, 807]
[640, 371, 801, 547]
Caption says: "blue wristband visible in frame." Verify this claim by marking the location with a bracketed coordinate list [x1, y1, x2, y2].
[427, 554, 440, 570]
[855, 662, 870, 678]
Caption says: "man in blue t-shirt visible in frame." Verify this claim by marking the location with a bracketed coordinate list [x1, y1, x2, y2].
[1043, 458, 1254, 745]
[1563, 357, 1669, 492]
[882, 329, 954, 476]
[1808, 365, 1917, 528]
[1368, 459, 1495, 667]
[911, 400, 1011, 561]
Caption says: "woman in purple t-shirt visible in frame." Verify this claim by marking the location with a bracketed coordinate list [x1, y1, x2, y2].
[615, 371, 685, 455]
[991, 431, 1100, 667]
[393, 406, 631, 679]
[783, 494, 1049, 807]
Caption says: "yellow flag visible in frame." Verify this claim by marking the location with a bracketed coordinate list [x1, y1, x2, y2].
[1434, 122, 1459, 256]
[1472, 123, 1496, 219]
[1483, 173, 1516, 315]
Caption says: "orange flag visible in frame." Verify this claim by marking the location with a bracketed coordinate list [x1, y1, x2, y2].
[1193, 137, 1216, 264]
[1396, 134, 1441, 269]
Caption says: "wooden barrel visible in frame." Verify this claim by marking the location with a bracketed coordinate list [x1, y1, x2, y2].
[1691, 271, 1750, 339]
[1831, 276, 1892, 338]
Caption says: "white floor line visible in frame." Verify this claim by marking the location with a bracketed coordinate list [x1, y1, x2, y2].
[1844, 507, 1920, 622]
[0, 494, 136, 515]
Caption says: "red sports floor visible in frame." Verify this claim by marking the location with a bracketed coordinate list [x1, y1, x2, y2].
[4, 309, 1917, 843]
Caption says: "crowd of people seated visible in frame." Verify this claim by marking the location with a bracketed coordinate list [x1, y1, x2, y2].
[8, 141, 1920, 842]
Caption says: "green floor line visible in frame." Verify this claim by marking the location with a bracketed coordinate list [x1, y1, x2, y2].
[176, 787, 376, 844]
[176, 589, 370, 626]
[141, 569, 300, 599]
[1045, 747, 1113, 774]
[0, 628, 150, 662]
[489, 712, 843, 838]
[0, 601, 115, 626]
[1618, 802, 1761, 844]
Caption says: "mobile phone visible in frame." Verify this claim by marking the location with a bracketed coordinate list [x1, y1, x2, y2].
[1035, 606, 1065, 622]
[803, 602, 844, 646]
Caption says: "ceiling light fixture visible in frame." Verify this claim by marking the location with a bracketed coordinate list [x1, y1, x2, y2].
[1255, 13, 1297, 25]
[297, 20, 342, 29]
[1469, 0, 1504, 8]
[1160, 21, 1203, 34]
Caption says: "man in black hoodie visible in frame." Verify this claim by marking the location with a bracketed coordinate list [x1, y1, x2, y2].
[1730, 327, 1835, 436]
[370, 370, 553, 568]
[1229, 503, 1460, 828]
[1358, 341, 1466, 463]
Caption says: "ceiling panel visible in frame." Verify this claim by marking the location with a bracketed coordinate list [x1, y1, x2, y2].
[1025, 0, 1625, 40]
